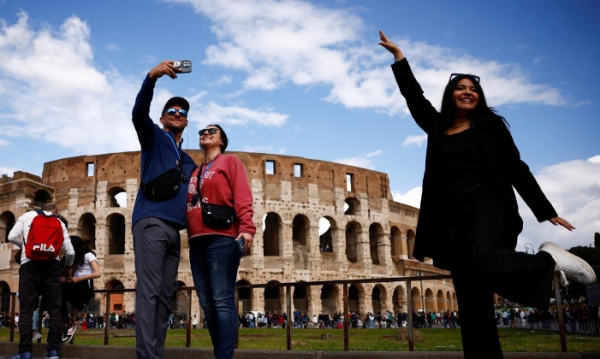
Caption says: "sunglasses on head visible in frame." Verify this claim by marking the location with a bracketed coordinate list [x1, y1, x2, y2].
[166, 108, 188, 116]
[199, 128, 219, 136]
[449, 73, 480, 83]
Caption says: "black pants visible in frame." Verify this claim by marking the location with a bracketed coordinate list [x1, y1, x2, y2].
[18, 260, 62, 353]
[449, 195, 555, 359]
[61, 280, 93, 326]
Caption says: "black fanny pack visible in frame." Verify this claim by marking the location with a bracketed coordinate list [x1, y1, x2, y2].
[201, 202, 235, 229]
[141, 148, 186, 202]
[195, 158, 235, 229]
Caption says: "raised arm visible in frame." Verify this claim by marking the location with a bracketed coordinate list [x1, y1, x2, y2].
[378, 30, 405, 62]
[379, 30, 440, 134]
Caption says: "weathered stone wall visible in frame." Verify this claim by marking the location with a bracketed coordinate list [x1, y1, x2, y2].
[0, 151, 456, 321]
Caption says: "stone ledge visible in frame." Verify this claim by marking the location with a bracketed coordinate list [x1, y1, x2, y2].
[0, 342, 599, 359]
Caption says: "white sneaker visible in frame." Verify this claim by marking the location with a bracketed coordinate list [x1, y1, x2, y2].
[32, 330, 42, 341]
[539, 242, 596, 286]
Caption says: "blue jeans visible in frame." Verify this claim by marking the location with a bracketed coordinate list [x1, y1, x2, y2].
[190, 235, 242, 359]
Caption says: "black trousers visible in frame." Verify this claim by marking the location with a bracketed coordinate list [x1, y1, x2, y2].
[449, 195, 555, 358]
[18, 260, 62, 353]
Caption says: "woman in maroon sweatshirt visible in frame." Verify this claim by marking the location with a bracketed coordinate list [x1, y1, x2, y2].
[186, 124, 256, 359]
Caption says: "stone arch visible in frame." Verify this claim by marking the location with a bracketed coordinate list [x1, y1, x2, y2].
[437, 290, 446, 312]
[368, 223, 384, 265]
[392, 285, 406, 314]
[0, 281, 11, 312]
[293, 282, 309, 315]
[411, 287, 422, 312]
[106, 213, 125, 255]
[344, 197, 360, 215]
[406, 229, 416, 259]
[424, 288, 434, 312]
[319, 216, 335, 253]
[106, 280, 125, 314]
[345, 221, 361, 263]
[33, 189, 52, 208]
[371, 285, 386, 314]
[452, 292, 457, 311]
[0, 211, 15, 243]
[237, 280, 252, 314]
[264, 280, 281, 313]
[292, 214, 310, 270]
[263, 212, 281, 256]
[348, 284, 363, 314]
[446, 291, 452, 311]
[107, 186, 127, 208]
[77, 213, 97, 250]
[320, 284, 338, 314]
[389, 226, 401, 258]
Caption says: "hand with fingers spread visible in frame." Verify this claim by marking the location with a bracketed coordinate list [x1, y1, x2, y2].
[549, 216, 575, 231]
[149, 60, 182, 80]
[378, 30, 405, 62]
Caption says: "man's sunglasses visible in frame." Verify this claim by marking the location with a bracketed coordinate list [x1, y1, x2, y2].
[199, 128, 219, 136]
[166, 108, 188, 116]
[448, 73, 480, 83]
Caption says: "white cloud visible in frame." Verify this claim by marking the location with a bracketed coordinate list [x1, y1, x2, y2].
[0, 138, 9, 146]
[242, 145, 285, 154]
[392, 187, 422, 208]
[192, 102, 288, 128]
[0, 11, 286, 155]
[335, 149, 382, 170]
[167, 0, 567, 116]
[517, 155, 600, 252]
[402, 134, 427, 147]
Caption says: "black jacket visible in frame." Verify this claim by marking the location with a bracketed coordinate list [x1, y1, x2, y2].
[391, 59, 557, 267]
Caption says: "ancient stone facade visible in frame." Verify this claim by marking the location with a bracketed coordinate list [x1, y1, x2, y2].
[0, 151, 456, 320]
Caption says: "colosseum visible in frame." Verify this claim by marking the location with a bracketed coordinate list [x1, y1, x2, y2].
[0, 150, 456, 322]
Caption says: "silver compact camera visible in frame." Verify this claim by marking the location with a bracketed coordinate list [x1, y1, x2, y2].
[173, 60, 192, 73]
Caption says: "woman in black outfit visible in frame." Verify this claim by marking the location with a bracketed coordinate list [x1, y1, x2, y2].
[378, 30, 595, 358]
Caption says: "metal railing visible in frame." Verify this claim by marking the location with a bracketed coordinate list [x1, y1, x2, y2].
[0, 273, 574, 352]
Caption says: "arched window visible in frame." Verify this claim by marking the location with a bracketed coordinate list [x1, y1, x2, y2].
[320, 284, 338, 314]
[107, 214, 125, 254]
[344, 197, 360, 215]
[345, 222, 361, 263]
[263, 213, 281, 256]
[107, 280, 125, 314]
[318, 217, 335, 253]
[108, 187, 127, 208]
[237, 280, 252, 314]
[293, 284, 308, 315]
[77, 213, 97, 249]
[0, 211, 15, 243]
[264, 281, 281, 313]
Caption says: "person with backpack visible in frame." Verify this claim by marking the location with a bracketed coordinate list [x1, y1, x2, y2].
[60, 235, 101, 343]
[8, 203, 74, 359]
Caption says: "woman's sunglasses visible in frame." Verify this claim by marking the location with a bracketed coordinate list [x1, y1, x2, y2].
[448, 73, 480, 83]
[199, 128, 219, 136]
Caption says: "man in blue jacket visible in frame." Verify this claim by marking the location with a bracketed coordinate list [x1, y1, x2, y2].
[131, 60, 196, 359]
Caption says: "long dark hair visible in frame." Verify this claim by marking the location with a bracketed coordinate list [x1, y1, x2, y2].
[70, 235, 95, 267]
[440, 74, 508, 130]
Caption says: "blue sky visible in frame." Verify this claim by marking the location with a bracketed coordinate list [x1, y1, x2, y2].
[1, 0, 599, 252]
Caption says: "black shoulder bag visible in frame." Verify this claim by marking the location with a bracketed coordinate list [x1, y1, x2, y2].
[192, 158, 236, 229]
[141, 147, 187, 202]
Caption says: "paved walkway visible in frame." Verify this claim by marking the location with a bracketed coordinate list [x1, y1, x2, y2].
[1, 343, 599, 359]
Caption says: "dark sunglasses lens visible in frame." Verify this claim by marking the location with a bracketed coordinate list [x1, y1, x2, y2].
[199, 128, 218, 136]
[167, 108, 187, 116]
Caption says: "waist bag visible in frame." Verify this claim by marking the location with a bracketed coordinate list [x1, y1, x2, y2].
[141, 148, 186, 201]
[25, 210, 64, 261]
[194, 158, 235, 229]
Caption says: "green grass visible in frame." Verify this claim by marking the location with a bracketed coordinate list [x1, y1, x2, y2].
[2, 327, 599, 352]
